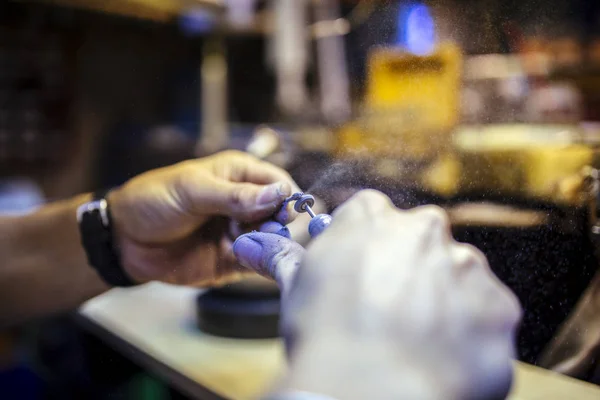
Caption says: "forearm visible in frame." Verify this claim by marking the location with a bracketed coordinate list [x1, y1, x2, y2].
[0, 194, 109, 327]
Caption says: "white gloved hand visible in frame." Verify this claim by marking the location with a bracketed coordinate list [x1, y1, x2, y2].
[234, 190, 522, 400]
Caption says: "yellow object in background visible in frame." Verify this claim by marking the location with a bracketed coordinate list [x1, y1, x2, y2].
[419, 144, 595, 205]
[449, 124, 597, 205]
[420, 154, 462, 197]
[337, 43, 462, 160]
[525, 145, 593, 203]
[365, 43, 461, 129]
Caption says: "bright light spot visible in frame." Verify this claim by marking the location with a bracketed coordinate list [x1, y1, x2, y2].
[397, 3, 436, 55]
[180, 8, 215, 36]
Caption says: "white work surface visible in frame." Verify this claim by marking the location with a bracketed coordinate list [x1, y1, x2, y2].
[78, 282, 600, 400]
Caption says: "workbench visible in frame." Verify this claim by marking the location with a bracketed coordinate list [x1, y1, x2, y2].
[78, 282, 600, 400]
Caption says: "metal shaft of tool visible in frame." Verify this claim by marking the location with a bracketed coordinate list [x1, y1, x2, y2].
[304, 205, 316, 218]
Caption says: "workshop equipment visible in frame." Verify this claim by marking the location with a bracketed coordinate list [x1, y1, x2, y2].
[270, 0, 350, 124]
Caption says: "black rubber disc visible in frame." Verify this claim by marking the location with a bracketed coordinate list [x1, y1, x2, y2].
[196, 286, 281, 339]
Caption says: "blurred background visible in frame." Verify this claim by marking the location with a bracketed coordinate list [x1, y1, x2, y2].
[2, 0, 600, 398]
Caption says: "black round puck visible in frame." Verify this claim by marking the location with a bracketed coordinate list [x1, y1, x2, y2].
[196, 288, 281, 339]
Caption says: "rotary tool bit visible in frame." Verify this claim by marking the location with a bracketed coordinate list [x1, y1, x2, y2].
[293, 193, 316, 217]
[289, 193, 332, 238]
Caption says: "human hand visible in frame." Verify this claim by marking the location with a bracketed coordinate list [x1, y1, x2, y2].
[107, 150, 300, 286]
[234, 190, 522, 400]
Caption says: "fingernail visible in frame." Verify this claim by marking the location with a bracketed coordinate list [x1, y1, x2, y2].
[257, 182, 291, 205]
[233, 235, 263, 270]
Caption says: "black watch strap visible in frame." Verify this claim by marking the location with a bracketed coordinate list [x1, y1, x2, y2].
[77, 189, 137, 287]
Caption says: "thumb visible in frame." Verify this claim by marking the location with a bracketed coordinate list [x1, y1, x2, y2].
[233, 232, 305, 294]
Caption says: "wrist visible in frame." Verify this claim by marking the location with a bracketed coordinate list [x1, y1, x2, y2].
[105, 188, 153, 285]
[77, 189, 139, 287]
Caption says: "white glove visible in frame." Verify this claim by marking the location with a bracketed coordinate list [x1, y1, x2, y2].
[234, 190, 522, 400]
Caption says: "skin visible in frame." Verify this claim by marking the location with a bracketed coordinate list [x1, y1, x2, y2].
[0, 151, 301, 328]
[109, 150, 301, 285]
[0, 153, 520, 399]
[234, 190, 523, 400]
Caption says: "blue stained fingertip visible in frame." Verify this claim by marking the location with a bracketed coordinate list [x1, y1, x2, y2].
[233, 235, 263, 270]
[260, 221, 291, 239]
[308, 214, 332, 238]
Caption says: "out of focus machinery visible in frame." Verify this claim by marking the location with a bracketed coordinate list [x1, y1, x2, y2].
[335, 42, 596, 206]
[327, 22, 600, 378]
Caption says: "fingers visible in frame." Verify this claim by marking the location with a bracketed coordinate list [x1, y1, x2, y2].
[241, 158, 300, 191]
[209, 150, 301, 191]
[332, 189, 395, 222]
[182, 151, 303, 223]
[274, 194, 327, 234]
[321, 190, 519, 323]
[408, 205, 452, 243]
[214, 150, 303, 225]
[233, 232, 305, 293]
[450, 242, 522, 332]
[274, 196, 300, 225]
[260, 221, 291, 238]
[196, 179, 293, 222]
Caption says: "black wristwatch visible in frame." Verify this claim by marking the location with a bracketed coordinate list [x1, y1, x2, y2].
[77, 190, 137, 287]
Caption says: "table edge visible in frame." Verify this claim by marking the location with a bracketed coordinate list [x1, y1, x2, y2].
[73, 312, 226, 400]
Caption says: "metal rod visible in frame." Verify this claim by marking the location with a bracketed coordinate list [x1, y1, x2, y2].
[313, 0, 351, 125]
[198, 34, 228, 155]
